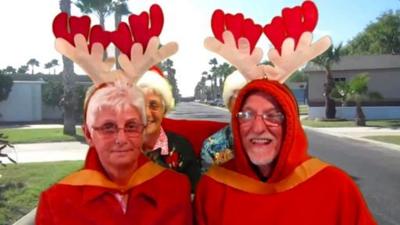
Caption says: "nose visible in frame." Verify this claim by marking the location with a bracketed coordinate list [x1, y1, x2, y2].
[115, 128, 128, 145]
[251, 115, 268, 134]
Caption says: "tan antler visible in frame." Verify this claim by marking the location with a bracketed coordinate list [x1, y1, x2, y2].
[261, 32, 332, 83]
[204, 30, 264, 81]
[118, 36, 178, 85]
[55, 34, 126, 86]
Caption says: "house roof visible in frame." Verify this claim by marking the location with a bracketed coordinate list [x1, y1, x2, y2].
[304, 54, 400, 72]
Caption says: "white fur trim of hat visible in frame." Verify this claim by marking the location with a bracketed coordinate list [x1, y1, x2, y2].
[137, 70, 175, 112]
[222, 70, 247, 107]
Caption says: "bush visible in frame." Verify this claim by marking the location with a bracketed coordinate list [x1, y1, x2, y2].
[0, 73, 13, 102]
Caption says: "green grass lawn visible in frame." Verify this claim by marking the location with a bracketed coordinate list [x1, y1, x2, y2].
[0, 161, 83, 225]
[0, 128, 84, 144]
[364, 136, 400, 146]
[301, 119, 400, 128]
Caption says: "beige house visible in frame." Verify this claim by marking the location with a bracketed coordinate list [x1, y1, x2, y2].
[304, 54, 400, 120]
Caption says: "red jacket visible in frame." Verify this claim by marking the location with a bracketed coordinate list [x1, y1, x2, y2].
[36, 147, 193, 225]
[194, 79, 376, 225]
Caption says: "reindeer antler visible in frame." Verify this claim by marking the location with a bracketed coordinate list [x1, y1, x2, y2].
[261, 32, 331, 83]
[204, 1, 332, 83]
[55, 34, 125, 85]
[52, 4, 177, 86]
[117, 4, 178, 84]
[204, 10, 264, 81]
[118, 36, 178, 84]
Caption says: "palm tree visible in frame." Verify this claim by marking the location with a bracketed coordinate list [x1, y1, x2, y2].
[330, 73, 382, 126]
[59, 0, 77, 135]
[45, 62, 53, 75]
[311, 44, 342, 119]
[75, 0, 113, 28]
[51, 59, 59, 75]
[27, 58, 40, 75]
[209, 58, 218, 99]
[160, 59, 181, 102]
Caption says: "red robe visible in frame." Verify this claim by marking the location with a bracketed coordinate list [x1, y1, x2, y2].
[36, 147, 192, 225]
[194, 79, 376, 225]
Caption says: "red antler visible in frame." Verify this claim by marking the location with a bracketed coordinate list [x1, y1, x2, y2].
[263, 0, 318, 54]
[129, 4, 164, 50]
[52, 12, 91, 46]
[211, 10, 262, 53]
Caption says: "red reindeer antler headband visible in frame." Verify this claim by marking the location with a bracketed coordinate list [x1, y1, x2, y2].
[52, 4, 177, 86]
[205, 0, 332, 83]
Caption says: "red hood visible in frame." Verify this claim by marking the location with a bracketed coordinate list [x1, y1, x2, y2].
[228, 79, 309, 182]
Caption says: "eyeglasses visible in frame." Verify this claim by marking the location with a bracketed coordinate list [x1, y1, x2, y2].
[236, 110, 284, 127]
[92, 121, 145, 137]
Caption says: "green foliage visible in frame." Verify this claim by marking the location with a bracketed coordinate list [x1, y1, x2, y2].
[0, 161, 83, 225]
[42, 79, 64, 108]
[343, 10, 400, 55]
[42, 79, 89, 121]
[0, 73, 13, 103]
[17, 65, 28, 74]
[26, 58, 40, 75]
[160, 59, 181, 102]
[331, 73, 383, 105]
[312, 44, 343, 70]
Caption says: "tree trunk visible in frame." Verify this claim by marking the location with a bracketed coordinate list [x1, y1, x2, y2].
[324, 70, 336, 119]
[60, 0, 77, 136]
[355, 101, 366, 126]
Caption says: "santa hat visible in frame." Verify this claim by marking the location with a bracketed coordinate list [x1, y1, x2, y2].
[137, 67, 175, 112]
[222, 70, 247, 107]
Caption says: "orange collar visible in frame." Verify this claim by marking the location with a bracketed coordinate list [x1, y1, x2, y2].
[206, 158, 329, 195]
[58, 161, 166, 193]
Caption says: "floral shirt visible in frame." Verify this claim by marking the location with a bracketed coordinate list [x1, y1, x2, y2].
[144, 127, 184, 170]
[200, 124, 234, 173]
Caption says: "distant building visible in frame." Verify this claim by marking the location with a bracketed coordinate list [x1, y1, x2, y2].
[304, 54, 400, 120]
[0, 74, 92, 122]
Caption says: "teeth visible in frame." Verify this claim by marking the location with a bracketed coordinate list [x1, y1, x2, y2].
[251, 138, 272, 144]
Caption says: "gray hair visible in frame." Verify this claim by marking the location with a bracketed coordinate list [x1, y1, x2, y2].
[85, 81, 147, 128]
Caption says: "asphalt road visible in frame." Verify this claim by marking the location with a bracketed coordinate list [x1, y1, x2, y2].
[174, 102, 400, 225]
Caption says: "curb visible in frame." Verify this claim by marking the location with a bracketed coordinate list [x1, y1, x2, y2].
[303, 126, 400, 151]
[13, 208, 36, 225]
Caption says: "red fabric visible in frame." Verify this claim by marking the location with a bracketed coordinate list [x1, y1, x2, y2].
[162, 118, 227, 157]
[195, 166, 376, 225]
[194, 79, 376, 225]
[229, 79, 308, 182]
[36, 148, 192, 225]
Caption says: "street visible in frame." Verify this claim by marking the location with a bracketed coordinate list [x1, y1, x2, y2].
[174, 102, 400, 225]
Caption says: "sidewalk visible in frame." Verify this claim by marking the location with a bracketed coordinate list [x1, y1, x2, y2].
[303, 126, 400, 151]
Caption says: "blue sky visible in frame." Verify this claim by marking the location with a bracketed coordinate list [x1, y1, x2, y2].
[0, 0, 398, 96]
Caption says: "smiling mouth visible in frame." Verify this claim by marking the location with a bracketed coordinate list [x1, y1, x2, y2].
[250, 138, 272, 145]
